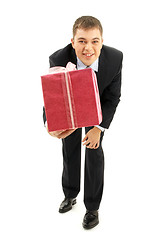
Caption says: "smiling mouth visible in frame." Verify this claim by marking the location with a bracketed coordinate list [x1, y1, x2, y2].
[83, 53, 94, 57]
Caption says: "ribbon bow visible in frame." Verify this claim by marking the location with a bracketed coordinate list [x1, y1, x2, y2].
[48, 62, 76, 74]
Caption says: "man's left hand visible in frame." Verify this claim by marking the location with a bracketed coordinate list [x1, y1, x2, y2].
[82, 127, 101, 149]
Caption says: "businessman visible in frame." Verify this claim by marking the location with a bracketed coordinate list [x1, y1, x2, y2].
[43, 16, 123, 229]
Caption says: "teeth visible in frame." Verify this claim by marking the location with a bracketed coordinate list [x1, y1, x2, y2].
[86, 54, 92, 56]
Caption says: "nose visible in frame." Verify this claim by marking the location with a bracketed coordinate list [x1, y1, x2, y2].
[84, 42, 92, 52]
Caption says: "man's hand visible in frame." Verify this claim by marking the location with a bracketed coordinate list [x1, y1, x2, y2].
[47, 126, 77, 139]
[82, 127, 101, 149]
[57, 129, 77, 139]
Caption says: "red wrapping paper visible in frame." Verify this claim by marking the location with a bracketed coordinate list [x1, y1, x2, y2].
[41, 65, 102, 132]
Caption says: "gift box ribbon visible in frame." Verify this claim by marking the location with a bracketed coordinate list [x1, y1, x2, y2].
[48, 62, 77, 129]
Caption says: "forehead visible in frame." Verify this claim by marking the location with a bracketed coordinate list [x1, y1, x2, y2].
[74, 28, 102, 39]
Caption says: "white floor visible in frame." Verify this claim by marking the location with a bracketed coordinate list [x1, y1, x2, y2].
[1, 118, 167, 239]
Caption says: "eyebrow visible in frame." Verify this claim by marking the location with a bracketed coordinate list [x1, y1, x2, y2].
[77, 37, 100, 40]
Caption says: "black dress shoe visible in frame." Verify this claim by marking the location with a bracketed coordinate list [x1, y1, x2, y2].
[59, 198, 76, 213]
[82, 210, 99, 229]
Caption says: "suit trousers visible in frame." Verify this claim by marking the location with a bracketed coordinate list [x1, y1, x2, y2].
[62, 126, 104, 211]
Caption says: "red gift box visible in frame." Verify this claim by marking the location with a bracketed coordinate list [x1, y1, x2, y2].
[41, 63, 102, 132]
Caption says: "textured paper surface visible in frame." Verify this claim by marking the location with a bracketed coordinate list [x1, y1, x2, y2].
[41, 68, 102, 131]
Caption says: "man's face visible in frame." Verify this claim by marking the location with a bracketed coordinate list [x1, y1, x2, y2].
[71, 28, 103, 66]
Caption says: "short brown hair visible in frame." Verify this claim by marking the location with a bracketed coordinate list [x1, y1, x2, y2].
[73, 16, 103, 37]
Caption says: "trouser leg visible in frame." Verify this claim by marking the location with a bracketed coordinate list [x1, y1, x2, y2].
[62, 128, 82, 198]
[84, 127, 105, 211]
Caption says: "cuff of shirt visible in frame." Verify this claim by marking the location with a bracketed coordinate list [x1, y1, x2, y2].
[95, 125, 105, 132]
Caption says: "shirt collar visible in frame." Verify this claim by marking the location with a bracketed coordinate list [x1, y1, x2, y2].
[77, 57, 99, 72]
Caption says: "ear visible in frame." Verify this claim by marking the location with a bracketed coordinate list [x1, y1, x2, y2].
[71, 38, 75, 48]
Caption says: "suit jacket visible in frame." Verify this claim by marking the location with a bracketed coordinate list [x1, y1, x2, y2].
[43, 44, 123, 129]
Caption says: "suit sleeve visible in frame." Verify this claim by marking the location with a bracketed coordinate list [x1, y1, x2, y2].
[99, 60, 123, 129]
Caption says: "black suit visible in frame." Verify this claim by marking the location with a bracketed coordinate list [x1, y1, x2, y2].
[43, 44, 123, 210]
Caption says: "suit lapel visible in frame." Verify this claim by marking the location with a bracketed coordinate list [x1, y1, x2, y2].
[97, 48, 108, 95]
[70, 48, 77, 66]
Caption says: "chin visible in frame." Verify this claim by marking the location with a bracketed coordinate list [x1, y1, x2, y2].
[83, 59, 94, 66]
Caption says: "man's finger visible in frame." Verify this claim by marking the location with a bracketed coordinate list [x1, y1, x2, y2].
[83, 139, 90, 146]
[92, 143, 97, 149]
[94, 142, 99, 149]
[82, 135, 88, 142]
[58, 132, 69, 139]
[85, 141, 96, 148]
[58, 129, 76, 139]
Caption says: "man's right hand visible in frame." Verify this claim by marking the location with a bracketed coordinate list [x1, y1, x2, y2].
[47, 129, 65, 138]
[47, 126, 77, 139]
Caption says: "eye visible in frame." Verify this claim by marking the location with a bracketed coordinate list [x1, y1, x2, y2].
[92, 40, 99, 44]
[79, 40, 85, 44]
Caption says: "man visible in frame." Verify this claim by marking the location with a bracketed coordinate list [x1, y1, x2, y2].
[43, 16, 123, 229]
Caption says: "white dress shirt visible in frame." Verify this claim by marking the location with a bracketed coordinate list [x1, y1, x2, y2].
[77, 58, 105, 132]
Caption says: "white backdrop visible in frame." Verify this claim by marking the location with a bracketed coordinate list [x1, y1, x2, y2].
[0, 0, 167, 239]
